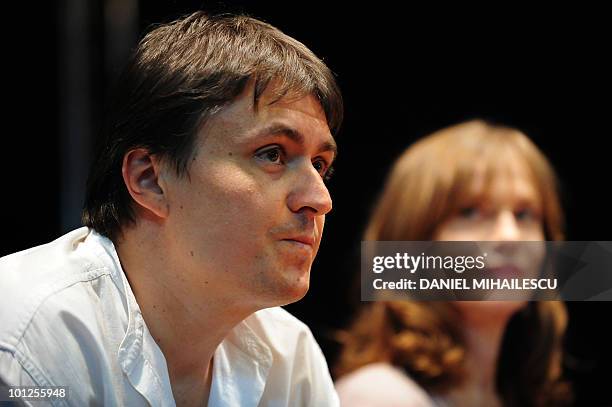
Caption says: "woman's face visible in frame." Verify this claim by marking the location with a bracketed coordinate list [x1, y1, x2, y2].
[433, 158, 546, 314]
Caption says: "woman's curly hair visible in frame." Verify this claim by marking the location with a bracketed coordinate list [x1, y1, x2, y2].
[335, 120, 572, 407]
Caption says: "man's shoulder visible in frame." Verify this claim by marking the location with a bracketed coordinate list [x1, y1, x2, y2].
[0, 228, 113, 349]
[228, 308, 338, 406]
[0, 227, 99, 280]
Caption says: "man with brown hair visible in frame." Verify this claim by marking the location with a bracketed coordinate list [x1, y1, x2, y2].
[0, 12, 342, 406]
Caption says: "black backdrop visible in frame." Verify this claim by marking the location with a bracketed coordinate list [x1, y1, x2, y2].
[3, 1, 611, 405]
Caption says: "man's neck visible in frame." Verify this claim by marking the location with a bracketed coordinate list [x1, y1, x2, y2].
[115, 223, 258, 405]
[170, 358, 215, 407]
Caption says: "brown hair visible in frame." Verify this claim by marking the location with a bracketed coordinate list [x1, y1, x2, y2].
[336, 120, 570, 406]
[82, 12, 343, 241]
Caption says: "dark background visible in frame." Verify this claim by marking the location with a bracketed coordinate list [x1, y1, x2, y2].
[3, 1, 611, 405]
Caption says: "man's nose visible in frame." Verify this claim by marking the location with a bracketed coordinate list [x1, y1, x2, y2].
[286, 163, 333, 216]
[490, 210, 521, 241]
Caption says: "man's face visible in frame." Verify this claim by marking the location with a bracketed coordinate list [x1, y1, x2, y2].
[160, 84, 336, 308]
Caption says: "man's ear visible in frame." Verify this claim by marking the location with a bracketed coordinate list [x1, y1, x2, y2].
[122, 148, 169, 219]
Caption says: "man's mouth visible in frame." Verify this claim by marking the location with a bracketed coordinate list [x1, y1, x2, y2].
[282, 235, 315, 247]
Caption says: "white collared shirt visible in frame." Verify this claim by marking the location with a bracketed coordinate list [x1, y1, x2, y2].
[0, 228, 339, 406]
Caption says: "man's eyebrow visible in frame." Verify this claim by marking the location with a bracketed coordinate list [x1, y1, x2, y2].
[253, 123, 338, 158]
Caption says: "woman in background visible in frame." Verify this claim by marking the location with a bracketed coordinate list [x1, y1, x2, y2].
[335, 120, 571, 407]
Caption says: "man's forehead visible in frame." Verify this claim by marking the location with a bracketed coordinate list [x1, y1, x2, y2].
[199, 84, 335, 154]
[236, 79, 328, 123]
[246, 121, 337, 157]
[244, 84, 331, 132]
[259, 91, 327, 120]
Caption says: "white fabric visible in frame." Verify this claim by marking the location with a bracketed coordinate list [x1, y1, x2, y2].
[0, 228, 339, 407]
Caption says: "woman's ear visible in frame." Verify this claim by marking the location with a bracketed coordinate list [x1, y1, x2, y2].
[122, 148, 169, 219]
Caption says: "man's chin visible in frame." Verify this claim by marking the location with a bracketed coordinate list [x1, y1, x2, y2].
[272, 270, 311, 306]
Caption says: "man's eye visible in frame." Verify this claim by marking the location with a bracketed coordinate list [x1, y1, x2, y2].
[312, 159, 327, 174]
[313, 159, 334, 181]
[255, 146, 284, 164]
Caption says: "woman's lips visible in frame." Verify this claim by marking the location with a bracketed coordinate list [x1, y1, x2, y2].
[487, 264, 522, 279]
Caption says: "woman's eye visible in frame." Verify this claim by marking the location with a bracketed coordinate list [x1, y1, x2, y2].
[459, 206, 480, 219]
[255, 146, 284, 164]
[515, 208, 537, 221]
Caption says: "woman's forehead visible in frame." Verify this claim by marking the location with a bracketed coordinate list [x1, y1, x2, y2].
[455, 157, 542, 206]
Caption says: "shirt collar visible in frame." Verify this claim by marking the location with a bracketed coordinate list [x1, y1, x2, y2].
[85, 228, 275, 407]
[85, 229, 176, 407]
[209, 316, 273, 407]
